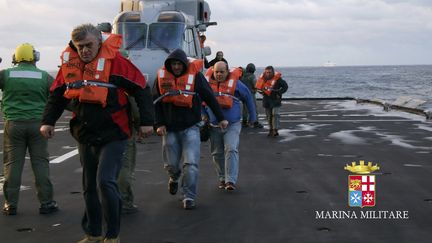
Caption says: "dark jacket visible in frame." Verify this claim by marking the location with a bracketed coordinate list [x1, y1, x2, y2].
[206, 57, 228, 68]
[153, 49, 225, 132]
[262, 77, 288, 108]
[42, 52, 154, 145]
[241, 72, 257, 94]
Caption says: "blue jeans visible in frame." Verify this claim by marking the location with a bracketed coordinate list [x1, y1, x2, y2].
[162, 125, 200, 200]
[209, 121, 241, 184]
[79, 139, 127, 239]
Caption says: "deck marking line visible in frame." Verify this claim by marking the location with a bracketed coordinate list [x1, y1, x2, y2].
[403, 164, 423, 167]
[280, 119, 415, 123]
[50, 149, 79, 164]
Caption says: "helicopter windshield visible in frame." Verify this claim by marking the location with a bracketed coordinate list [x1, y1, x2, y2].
[148, 23, 185, 52]
[120, 22, 148, 50]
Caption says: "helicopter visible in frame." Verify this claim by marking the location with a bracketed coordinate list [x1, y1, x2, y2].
[111, 0, 216, 86]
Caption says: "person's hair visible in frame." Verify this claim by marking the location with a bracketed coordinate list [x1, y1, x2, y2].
[216, 51, 223, 56]
[71, 24, 102, 43]
[265, 65, 274, 73]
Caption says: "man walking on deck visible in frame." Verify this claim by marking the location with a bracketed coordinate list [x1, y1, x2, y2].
[153, 49, 227, 209]
[241, 63, 263, 128]
[40, 24, 154, 243]
[204, 61, 257, 190]
[256, 66, 288, 137]
[1, 43, 58, 216]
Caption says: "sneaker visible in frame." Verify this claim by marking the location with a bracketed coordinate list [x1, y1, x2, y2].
[122, 204, 138, 214]
[218, 180, 226, 189]
[39, 201, 59, 214]
[225, 182, 236, 191]
[78, 235, 103, 243]
[168, 178, 178, 195]
[103, 237, 120, 243]
[273, 129, 279, 137]
[182, 198, 196, 210]
[242, 121, 249, 128]
[253, 122, 264, 128]
[2, 205, 17, 216]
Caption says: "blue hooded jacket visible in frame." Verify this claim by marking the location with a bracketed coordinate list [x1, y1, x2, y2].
[204, 77, 257, 125]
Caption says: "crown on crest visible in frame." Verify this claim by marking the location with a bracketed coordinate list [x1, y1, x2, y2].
[344, 160, 380, 174]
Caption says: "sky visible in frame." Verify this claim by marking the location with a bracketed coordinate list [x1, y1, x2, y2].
[0, 0, 431, 71]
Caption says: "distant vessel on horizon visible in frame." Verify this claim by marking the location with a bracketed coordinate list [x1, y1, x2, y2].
[323, 61, 336, 67]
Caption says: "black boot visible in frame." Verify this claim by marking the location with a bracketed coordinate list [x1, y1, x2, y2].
[253, 121, 263, 128]
[242, 120, 249, 128]
[267, 129, 274, 137]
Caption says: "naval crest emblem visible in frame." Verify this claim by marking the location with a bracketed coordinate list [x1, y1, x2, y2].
[345, 160, 379, 208]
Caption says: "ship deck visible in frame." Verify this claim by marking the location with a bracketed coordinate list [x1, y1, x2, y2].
[1, 99, 432, 243]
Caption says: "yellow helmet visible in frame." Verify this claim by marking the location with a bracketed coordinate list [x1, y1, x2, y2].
[13, 43, 39, 63]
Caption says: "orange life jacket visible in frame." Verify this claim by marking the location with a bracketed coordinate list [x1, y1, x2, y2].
[157, 58, 203, 108]
[205, 67, 242, 109]
[61, 34, 122, 107]
[255, 71, 282, 96]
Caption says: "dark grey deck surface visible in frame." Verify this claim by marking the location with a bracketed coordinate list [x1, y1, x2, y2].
[1, 99, 432, 243]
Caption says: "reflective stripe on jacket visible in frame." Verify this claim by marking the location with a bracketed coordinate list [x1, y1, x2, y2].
[205, 67, 242, 109]
[157, 58, 203, 108]
[61, 34, 122, 107]
[2, 63, 50, 120]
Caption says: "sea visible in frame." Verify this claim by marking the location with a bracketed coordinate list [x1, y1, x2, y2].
[256, 65, 432, 110]
[48, 65, 432, 110]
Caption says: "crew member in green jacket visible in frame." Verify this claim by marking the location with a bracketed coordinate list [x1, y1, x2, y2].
[0, 43, 58, 215]
[241, 63, 263, 128]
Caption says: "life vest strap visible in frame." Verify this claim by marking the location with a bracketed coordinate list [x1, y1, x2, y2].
[66, 80, 117, 89]
[257, 87, 280, 94]
[215, 92, 240, 102]
[153, 90, 197, 104]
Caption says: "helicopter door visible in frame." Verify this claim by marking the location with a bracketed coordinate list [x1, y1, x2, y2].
[183, 28, 199, 59]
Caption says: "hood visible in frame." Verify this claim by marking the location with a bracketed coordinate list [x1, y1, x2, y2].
[246, 63, 256, 73]
[164, 48, 188, 77]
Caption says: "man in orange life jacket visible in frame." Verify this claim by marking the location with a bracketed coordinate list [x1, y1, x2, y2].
[256, 66, 288, 137]
[153, 49, 228, 209]
[204, 61, 256, 190]
[40, 24, 154, 243]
